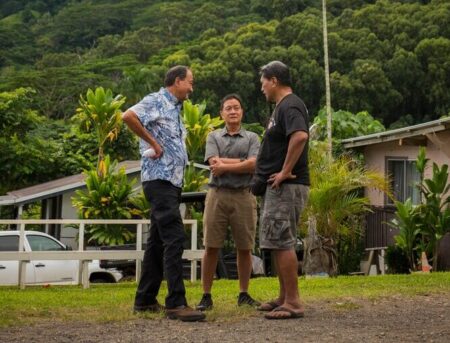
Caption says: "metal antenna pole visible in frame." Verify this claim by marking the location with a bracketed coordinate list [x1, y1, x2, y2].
[322, 0, 332, 158]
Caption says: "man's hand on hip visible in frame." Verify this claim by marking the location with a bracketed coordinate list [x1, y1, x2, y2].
[268, 171, 296, 189]
[152, 142, 163, 159]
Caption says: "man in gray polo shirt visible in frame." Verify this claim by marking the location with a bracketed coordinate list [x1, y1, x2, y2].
[196, 94, 261, 311]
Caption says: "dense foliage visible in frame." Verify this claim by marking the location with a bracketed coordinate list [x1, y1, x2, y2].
[1, 0, 448, 123]
[0, 0, 449, 195]
[0, 87, 138, 194]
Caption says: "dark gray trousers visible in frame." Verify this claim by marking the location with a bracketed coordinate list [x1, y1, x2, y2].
[134, 180, 187, 309]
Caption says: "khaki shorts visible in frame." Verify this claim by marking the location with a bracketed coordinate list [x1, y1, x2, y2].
[203, 187, 257, 250]
[259, 184, 309, 250]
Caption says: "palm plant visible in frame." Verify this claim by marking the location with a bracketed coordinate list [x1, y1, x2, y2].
[74, 87, 126, 176]
[303, 142, 390, 275]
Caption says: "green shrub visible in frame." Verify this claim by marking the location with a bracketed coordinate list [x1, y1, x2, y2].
[72, 155, 135, 245]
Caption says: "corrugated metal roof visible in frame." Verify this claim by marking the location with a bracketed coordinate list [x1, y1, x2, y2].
[342, 117, 450, 148]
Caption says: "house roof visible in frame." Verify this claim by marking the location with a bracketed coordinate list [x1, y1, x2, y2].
[0, 160, 141, 207]
[0, 161, 210, 207]
[341, 116, 450, 149]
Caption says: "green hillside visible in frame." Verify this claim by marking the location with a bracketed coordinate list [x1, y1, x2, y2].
[1, 0, 447, 122]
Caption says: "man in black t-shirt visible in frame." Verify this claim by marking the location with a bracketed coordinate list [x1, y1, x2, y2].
[253, 61, 309, 320]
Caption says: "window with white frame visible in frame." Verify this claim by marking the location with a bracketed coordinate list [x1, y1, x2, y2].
[386, 158, 421, 205]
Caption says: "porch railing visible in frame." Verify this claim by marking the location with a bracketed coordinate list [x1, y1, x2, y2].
[365, 206, 398, 249]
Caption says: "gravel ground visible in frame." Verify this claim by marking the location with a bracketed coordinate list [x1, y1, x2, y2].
[1, 294, 449, 343]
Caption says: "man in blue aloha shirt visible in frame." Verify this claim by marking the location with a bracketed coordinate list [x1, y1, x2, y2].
[122, 65, 205, 322]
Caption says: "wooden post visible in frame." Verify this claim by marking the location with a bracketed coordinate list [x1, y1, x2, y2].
[135, 223, 143, 283]
[78, 223, 85, 286]
[82, 260, 90, 289]
[379, 249, 386, 275]
[190, 221, 198, 282]
[18, 223, 26, 289]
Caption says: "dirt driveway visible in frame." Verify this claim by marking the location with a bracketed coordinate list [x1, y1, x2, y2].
[1, 294, 449, 343]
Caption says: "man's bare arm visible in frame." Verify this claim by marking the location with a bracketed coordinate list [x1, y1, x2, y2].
[218, 158, 241, 164]
[210, 157, 256, 176]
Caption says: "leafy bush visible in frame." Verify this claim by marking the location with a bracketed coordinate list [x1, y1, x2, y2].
[415, 147, 450, 270]
[128, 191, 151, 219]
[72, 156, 135, 245]
[389, 198, 421, 271]
[312, 108, 385, 141]
[302, 141, 390, 275]
[183, 163, 208, 193]
[182, 100, 223, 163]
[305, 142, 390, 239]
[0, 88, 62, 193]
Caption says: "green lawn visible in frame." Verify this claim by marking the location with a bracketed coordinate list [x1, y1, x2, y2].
[1, 273, 449, 328]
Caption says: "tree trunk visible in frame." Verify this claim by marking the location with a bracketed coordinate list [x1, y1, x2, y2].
[303, 216, 338, 276]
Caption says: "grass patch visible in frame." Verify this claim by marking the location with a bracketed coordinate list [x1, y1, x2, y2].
[0, 273, 449, 328]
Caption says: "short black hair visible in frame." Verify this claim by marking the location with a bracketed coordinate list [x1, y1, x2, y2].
[220, 93, 244, 111]
[164, 65, 190, 87]
[260, 61, 292, 87]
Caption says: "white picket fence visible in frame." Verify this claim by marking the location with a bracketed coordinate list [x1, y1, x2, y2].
[0, 219, 203, 289]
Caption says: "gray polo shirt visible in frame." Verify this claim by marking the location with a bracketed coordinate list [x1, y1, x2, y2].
[205, 127, 260, 189]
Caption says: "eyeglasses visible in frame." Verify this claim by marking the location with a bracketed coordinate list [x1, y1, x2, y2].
[223, 105, 242, 112]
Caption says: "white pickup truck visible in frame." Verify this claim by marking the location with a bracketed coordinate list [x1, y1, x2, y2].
[0, 231, 123, 285]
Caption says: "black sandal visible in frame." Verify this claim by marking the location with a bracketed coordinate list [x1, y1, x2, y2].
[264, 306, 305, 320]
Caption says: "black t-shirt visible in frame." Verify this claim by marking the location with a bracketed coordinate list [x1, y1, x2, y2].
[255, 93, 310, 185]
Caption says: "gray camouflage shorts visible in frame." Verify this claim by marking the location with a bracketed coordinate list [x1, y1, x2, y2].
[259, 183, 309, 250]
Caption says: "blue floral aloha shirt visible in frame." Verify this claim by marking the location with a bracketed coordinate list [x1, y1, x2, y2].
[129, 87, 188, 188]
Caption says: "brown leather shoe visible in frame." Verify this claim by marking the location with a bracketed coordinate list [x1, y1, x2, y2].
[166, 305, 206, 322]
